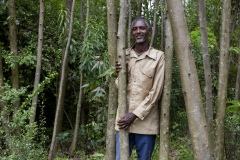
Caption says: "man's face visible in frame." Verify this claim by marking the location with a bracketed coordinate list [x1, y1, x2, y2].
[131, 20, 151, 44]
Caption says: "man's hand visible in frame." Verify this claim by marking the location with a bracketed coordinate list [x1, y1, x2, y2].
[117, 113, 137, 130]
[115, 60, 128, 77]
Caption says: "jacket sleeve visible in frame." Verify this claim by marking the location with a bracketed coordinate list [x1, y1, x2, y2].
[132, 53, 165, 120]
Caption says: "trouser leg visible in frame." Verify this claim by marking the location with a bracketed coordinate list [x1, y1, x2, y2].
[135, 134, 156, 160]
[116, 131, 134, 160]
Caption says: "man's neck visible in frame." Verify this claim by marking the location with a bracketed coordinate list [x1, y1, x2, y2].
[134, 43, 149, 56]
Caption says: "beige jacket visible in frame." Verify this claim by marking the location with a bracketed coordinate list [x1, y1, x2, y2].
[115, 47, 165, 134]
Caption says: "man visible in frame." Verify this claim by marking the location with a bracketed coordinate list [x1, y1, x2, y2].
[115, 17, 165, 160]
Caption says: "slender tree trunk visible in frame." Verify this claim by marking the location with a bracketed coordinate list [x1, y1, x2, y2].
[137, 0, 143, 16]
[127, 0, 131, 48]
[166, 0, 213, 159]
[117, 0, 129, 159]
[69, 0, 89, 156]
[214, 0, 231, 159]
[7, 0, 19, 110]
[69, 73, 83, 156]
[48, 0, 75, 159]
[235, 33, 240, 100]
[150, 0, 159, 46]
[160, 0, 164, 50]
[159, 11, 173, 160]
[106, 0, 118, 159]
[30, 0, 44, 123]
[197, 0, 214, 152]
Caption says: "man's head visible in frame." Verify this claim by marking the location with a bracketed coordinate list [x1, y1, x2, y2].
[131, 17, 152, 44]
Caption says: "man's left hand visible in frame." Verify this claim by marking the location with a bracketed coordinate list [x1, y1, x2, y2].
[117, 113, 137, 130]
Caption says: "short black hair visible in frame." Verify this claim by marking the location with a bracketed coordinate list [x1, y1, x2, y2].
[131, 17, 151, 29]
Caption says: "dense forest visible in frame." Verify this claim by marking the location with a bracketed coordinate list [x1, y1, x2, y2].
[0, 0, 239, 159]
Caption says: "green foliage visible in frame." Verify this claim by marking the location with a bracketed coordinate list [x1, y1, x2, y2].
[190, 28, 217, 54]
[226, 99, 240, 126]
[0, 72, 56, 159]
[224, 100, 240, 159]
[0, 105, 48, 159]
[0, 0, 6, 14]
[1, 49, 36, 69]
[21, 72, 58, 109]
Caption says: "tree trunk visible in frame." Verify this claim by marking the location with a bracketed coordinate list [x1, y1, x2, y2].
[127, 0, 131, 48]
[48, 0, 75, 159]
[160, 0, 164, 50]
[166, 0, 213, 159]
[106, 0, 118, 159]
[137, 0, 143, 16]
[150, 0, 159, 46]
[159, 11, 173, 160]
[69, 0, 89, 155]
[214, 0, 231, 159]
[117, 0, 129, 159]
[69, 72, 83, 156]
[30, 0, 44, 123]
[7, 0, 19, 110]
[235, 33, 240, 100]
[197, 0, 214, 152]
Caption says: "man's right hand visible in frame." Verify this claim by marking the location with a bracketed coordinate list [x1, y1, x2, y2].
[115, 60, 128, 77]
[115, 60, 122, 76]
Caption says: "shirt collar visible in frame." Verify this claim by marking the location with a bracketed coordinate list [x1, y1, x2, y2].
[129, 46, 157, 60]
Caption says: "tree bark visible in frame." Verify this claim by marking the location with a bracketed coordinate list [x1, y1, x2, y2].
[30, 0, 44, 123]
[235, 33, 240, 100]
[160, 0, 164, 50]
[117, 0, 129, 159]
[137, 0, 143, 16]
[197, 0, 214, 152]
[48, 0, 75, 159]
[106, 0, 118, 159]
[127, 0, 132, 48]
[7, 0, 19, 110]
[69, 0, 89, 156]
[150, 0, 159, 46]
[69, 72, 83, 156]
[166, 0, 213, 159]
[159, 11, 173, 160]
[215, 0, 231, 159]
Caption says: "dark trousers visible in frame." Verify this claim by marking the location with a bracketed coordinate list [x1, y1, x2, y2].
[116, 131, 156, 160]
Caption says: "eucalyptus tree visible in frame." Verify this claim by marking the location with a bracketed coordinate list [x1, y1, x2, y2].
[159, 11, 173, 160]
[215, 0, 232, 159]
[30, 0, 45, 123]
[137, 0, 143, 16]
[106, 0, 118, 159]
[150, 0, 159, 46]
[197, 0, 214, 152]
[69, 0, 89, 156]
[166, 0, 213, 159]
[48, 0, 75, 159]
[117, 0, 129, 159]
[7, 0, 19, 109]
